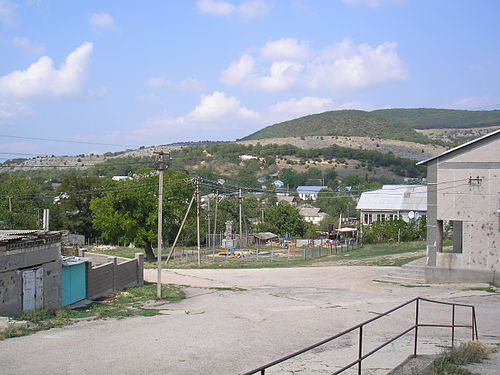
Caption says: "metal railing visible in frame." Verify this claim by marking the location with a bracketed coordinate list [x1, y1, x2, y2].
[242, 297, 479, 375]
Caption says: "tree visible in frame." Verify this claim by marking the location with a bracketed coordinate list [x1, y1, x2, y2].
[90, 170, 192, 260]
[255, 201, 307, 237]
[51, 175, 103, 238]
[315, 188, 357, 219]
[0, 178, 46, 229]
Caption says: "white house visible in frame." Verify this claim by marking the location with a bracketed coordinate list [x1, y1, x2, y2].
[299, 206, 327, 225]
[296, 186, 327, 200]
[356, 185, 427, 225]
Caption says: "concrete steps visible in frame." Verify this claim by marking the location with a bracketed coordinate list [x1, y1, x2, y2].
[378, 257, 428, 285]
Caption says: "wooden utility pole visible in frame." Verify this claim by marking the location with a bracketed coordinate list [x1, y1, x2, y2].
[213, 191, 219, 244]
[196, 177, 201, 266]
[239, 189, 243, 247]
[155, 151, 166, 299]
[7, 196, 12, 212]
[165, 192, 195, 264]
[207, 197, 211, 248]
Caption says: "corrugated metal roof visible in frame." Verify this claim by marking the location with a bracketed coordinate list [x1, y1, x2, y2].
[356, 185, 427, 212]
[252, 232, 278, 240]
[0, 230, 38, 241]
[417, 129, 500, 165]
[296, 186, 327, 194]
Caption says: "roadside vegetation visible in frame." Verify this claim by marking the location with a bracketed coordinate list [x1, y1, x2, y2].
[0, 283, 185, 341]
[419, 341, 494, 375]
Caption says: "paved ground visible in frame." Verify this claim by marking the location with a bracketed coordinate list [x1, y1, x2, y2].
[1, 265, 499, 375]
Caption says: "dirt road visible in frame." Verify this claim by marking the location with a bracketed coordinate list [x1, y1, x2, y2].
[1, 265, 499, 375]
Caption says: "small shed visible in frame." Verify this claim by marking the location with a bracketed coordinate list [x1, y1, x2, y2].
[251, 232, 278, 245]
[0, 230, 62, 316]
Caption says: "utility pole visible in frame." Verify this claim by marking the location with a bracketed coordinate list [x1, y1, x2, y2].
[7, 196, 12, 212]
[196, 177, 201, 266]
[207, 197, 211, 248]
[213, 190, 219, 246]
[154, 151, 166, 299]
[239, 189, 243, 247]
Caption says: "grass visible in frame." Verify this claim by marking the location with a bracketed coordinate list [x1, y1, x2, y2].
[464, 283, 500, 294]
[84, 241, 426, 269]
[420, 341, 493, 375]
[0, 282, 185, 341]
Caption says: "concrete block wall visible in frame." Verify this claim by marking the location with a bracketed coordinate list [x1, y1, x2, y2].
[83, 252, 144, 300]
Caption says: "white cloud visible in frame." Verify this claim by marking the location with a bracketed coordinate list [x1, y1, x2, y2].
[237, 0, 272, 20]
[12, 36, 46, 55]
[221, 38, 406, 93]
[187, 91, 259, 122]
[147, 76, 205, 91]
[196, 0, 271, 19]
[0, 101, 32, 122]
[196, 0, 235, 16]
[343, 0, 406, 7]
[0, 42, 94, 99]
[256, 61, 303, 91]
[261, 38, 310, 61]
[89, 12, 117, 32]
[138, 91, 259, 140]
[0, 0, 16, 27]
[220, 54, 255, 85]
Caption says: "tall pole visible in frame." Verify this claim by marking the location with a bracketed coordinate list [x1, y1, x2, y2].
[213, 191, 218, 246]
[239, 188, 243, 248]
[155, 151, 166, 299]
[196, 178, 201, 266]
[207, 197, 211, 248]
[8, 196, 12, 212]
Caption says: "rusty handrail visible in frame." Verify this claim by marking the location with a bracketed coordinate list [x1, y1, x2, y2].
[242, 297, 478, 375]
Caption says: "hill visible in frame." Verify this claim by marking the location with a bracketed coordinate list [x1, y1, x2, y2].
[242, 108, 500, 142]
[372, 108, 500, 129]
[241, 110, 428, 143]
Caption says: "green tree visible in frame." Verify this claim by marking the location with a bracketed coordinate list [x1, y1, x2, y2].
[315, 189, 357, 219]
[51, 175, 103, 238]
[0, 178, 46, 229]
[255, 201, 307, 237]
[90, 171, 192, 260]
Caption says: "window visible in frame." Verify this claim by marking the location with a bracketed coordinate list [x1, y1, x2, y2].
[376, 213, 385, 222]
[364, 214, 372, 225]
[388, 214, 395, 220]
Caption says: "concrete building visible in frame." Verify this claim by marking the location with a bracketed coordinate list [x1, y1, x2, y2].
[356, 185, 427, 225]
[417, 129, 500, 283]
[0, 230, 62, 316]
[296, 186, 327, 201]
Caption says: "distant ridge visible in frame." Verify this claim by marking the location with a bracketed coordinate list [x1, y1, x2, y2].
[241, 108, 500, 142]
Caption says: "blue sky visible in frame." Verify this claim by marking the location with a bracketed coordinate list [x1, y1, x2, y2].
[0, 0, 499, 156]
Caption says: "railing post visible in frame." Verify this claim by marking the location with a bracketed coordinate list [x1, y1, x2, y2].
[471, 307, 476, 341]
[358, 325, 363, 375]
[414, 298, 419, 357]
[451, 305, 455, 347]
[260, 370, 265, 375]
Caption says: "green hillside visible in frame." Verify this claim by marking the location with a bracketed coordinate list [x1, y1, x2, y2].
[372, 108, 500, 129]
[241, 110, 428, 143]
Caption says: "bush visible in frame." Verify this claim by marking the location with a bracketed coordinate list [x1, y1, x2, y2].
[362, 218, 426, 244]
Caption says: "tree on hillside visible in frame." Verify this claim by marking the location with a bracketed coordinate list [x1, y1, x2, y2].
[90, 170, 192, 260]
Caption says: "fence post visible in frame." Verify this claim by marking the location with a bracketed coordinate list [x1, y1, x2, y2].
[414, 298, 419, 357]
[135, 253, 144, 286]
[303, 249, 306, 260]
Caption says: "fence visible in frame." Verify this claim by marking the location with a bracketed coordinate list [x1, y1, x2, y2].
[79, 250, 144, 300]
[242, 297, 479, 375]
[166, 240, 361, 265]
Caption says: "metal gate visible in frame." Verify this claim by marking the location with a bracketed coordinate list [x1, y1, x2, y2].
[21, 267, 43, 311]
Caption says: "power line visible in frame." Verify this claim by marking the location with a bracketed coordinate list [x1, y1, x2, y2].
[0, 134, 139, 148]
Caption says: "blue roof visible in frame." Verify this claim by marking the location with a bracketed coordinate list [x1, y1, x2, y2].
[296, 186, 327, 194]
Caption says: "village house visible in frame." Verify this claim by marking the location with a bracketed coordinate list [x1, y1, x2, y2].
[296, 186, 327, 201]
[356, 185, 427, 225]
[417, 129, 500, 283]
[299, 206, 328, 225]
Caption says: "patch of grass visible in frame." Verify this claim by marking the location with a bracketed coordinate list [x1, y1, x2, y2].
[421, 341, 493, 375]
[464, 283, 500, 294]
[0, 283, 185, 341]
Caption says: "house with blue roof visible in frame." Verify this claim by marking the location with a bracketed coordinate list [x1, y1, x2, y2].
[296, 186, 327, 200]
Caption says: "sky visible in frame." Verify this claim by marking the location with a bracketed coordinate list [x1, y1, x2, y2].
[0, 0, 499, 156]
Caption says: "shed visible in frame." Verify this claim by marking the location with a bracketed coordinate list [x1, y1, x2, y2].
[251, 232, 278, 245]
